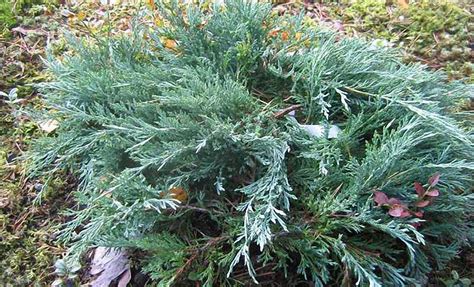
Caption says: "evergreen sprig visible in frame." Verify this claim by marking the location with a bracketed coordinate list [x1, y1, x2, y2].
[29, 0, 473, 285]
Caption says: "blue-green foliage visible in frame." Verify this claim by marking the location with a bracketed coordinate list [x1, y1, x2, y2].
[30, 0, 473, 285]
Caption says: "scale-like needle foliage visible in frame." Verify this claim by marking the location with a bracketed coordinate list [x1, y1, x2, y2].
[29, 1, 473, 285]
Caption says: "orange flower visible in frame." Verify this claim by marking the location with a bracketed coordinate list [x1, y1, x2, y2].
[281, 31, 289, 41]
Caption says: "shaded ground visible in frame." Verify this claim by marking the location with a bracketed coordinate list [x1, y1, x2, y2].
[1, 5, 63, 285]
[0, 3, 141, 284]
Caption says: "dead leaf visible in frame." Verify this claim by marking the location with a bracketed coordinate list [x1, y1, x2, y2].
[397, 0, 409, 9]
[414, 182, 425, 197]
[413, 211, 424, 218]
[333, 20, 345, 32]
[163, 39, 177, 50]
[169, 186, 188, 203]
[268, 29, 280, 38]
[295, 32, 302, 41]
[12, 26, 46, 36]
[89, 247, 131, 287]
[416, 200, 430, 208]
[426, 189, 439, 197]
[388, 205, 410, 218]
[148, 0, 156, 10]
[428, 172, 440, 187]
[374, 191, 389, 206]
[60, 8, 75, 18]
[39, 119, 59, 133]
[0, 190, 10, 209]
[77, 11, 86, 21]
[154, 16, 164, 27]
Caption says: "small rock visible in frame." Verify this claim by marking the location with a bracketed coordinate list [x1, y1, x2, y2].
[34, 183, 44, 192]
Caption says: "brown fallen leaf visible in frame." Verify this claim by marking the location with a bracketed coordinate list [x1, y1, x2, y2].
[268, 29, 280, 38]
[89, 247, 131, 287]
[12, 26, 47, 36]
[77, 11, 87, 21]
[295, 32, 302, 41]
[148, 0, 155, 10]
[397, 0, 409, 9]
[163, 39, 178, 50]
[0, 190, 10, 209]
[169, 186, 188, 203]
[39, 119, 59, 133]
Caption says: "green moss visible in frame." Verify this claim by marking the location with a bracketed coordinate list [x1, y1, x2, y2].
[0, 0, 16, 37]
[0, 89, 67, 286]
[328, 0, 473, 81]
[0, 2, 144, 284]
[0, 0, 59, 37]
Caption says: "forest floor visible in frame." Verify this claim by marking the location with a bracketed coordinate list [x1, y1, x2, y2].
[0, 0, 472, 285]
